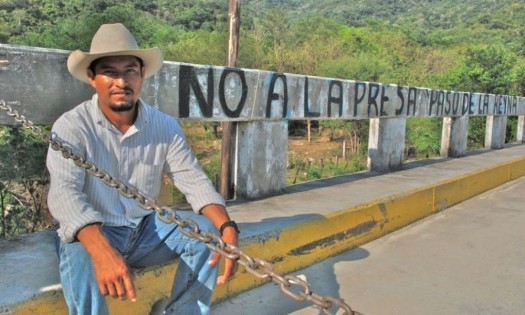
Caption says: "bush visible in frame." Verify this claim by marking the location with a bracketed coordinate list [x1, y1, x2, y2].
[0, 126, 51, 238]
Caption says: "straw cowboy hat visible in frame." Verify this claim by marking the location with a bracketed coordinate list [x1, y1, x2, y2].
[67, 23, 164, 83]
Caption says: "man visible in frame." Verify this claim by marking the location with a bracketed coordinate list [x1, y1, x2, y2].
[46, 23, 239, 315]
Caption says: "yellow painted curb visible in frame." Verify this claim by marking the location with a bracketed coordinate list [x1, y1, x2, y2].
[215, 157, 525, 303]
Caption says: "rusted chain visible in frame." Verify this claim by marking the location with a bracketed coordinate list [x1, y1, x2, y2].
[0, 99, 356, 315]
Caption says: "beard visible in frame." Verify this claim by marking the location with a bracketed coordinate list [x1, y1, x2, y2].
[107, 87, 137, 112]
[108, 101, 136, 112]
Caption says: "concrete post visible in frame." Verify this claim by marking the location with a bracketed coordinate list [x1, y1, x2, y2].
[441, 116, 468, 158]
[485, 116, 507, 149]
[368, 118, 406, 172]
[518, 116, 525, 143]
[235, 121, 288, 199]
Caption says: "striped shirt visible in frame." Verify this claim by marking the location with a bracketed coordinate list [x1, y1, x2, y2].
[46, 94, 225, 242]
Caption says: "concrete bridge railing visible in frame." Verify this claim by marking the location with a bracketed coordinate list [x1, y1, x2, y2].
[1, 44, 525, 200]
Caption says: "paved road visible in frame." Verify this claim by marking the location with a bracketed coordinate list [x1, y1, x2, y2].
[212, 176, 525, 315]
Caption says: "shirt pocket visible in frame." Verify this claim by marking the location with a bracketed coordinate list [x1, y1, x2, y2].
[131, 161, 164, 200]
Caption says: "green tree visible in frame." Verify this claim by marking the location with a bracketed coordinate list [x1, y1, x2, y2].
[164, 30, 227, 65]
[405, 118, 442, 159]
[468, 116, 486, 149]
[513, 64, 525, 95]
[0, 126, 49, 238]
[462, 45, 517, 94]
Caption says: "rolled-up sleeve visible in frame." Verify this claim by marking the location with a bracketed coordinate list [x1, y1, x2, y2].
[164, 123, 225, 213]
[46, 117, 103, 242]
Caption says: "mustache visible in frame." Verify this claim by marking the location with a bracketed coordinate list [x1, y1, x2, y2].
[110, 87, 134, 95]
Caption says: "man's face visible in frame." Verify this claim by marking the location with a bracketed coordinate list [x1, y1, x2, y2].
[88, 56, 144, 112]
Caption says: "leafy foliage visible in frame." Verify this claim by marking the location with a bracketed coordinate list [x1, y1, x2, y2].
[405, 118, 442, 159]
[0, 126, 50, 238]
[468, 116, 487, 150]
[461, 45, 517, 94]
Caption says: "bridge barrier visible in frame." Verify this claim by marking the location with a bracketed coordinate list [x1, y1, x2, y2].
[1, 44, 525, 199]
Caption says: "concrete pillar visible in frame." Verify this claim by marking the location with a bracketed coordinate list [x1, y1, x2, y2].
[518, 116, 525, 143]
[235, 121, 288, 199]
[368, 118, 406, 172]
[485, 116, 507, 149]
[440, 116, 468, 158]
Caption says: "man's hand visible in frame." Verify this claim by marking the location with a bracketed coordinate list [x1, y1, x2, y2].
[208, 225, 239, 285]
[91, 245, 137, 301]
[200, 204, 239, 285]
[76, 224, 137, 301]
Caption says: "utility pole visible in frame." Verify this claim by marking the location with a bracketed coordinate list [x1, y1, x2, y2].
[219, 0, 240, 199]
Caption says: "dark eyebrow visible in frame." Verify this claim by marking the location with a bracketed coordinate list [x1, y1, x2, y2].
[96, 63, 115, 70]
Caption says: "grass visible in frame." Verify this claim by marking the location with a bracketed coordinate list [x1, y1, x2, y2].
[287, 153, 366, 185]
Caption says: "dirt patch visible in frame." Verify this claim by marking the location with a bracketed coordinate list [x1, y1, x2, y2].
[289, 136, 343, 158]
[183, 123, 345, 161]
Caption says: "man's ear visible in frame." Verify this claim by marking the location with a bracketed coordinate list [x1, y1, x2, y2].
[87, 69, 97, 89]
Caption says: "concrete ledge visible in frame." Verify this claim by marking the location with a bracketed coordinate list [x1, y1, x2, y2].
[2, 145, 525, 314]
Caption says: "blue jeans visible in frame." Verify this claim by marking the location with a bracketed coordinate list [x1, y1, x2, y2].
[58, 211, 219, 315]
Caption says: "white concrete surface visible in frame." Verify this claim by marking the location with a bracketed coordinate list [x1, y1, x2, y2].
[213, 176, 525, 315]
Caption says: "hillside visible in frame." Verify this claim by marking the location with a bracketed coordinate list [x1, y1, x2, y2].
[1, 0, 524, 51]
[243, 0, 525, 49]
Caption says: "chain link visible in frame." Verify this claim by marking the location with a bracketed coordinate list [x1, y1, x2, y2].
[0, 99, 356, 315]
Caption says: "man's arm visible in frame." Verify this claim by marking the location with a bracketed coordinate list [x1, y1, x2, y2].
[76, 223, 137, 301]
[161, 118, 238, 282]
[46, 112, 104, 243]
[200, 204, 239, 284]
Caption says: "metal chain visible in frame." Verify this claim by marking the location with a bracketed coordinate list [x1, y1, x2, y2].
[0, 99, 356, 315]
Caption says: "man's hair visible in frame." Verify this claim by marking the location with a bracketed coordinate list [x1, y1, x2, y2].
[88, 56, 144, 76]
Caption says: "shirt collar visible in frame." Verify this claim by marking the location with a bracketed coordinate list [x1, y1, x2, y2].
[91, 94, 149, 130]
[134, 99, 149, 129]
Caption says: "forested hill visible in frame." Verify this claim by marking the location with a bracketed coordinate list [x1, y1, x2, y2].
[1, 0, 524, 49]
[246, 0, 522, 30]
[243, 0, 525, 48]
[1, 0, 524, 95]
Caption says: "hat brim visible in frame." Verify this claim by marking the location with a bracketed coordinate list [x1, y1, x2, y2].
[67, 48, 164, 83]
